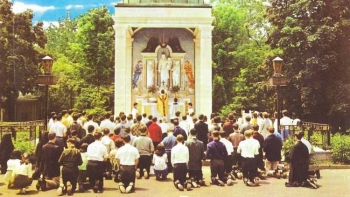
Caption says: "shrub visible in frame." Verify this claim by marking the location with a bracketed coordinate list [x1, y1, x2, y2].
[331, 133, 350, 164]
[13, 132, 35, 155]
[282, 136, 296, 162]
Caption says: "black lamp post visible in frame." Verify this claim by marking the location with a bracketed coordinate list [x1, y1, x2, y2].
[37, 56, 56, 129]
[270, 57, 287, 133]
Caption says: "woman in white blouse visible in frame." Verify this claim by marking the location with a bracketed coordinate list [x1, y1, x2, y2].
[13, 153, 33, 194]
[5, 150, 21, 188]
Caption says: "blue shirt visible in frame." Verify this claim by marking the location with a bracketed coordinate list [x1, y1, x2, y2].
[162, 134, 177, 151]
[206, 140, 228, 160]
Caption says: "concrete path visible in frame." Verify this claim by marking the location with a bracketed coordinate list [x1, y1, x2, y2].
[0, 167, 349, 197]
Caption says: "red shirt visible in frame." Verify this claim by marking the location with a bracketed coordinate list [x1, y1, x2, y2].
[110, 134, 122, 142]
[148, 122, 162, 143]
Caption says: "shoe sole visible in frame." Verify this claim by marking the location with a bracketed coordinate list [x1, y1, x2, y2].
[217, 180, 225, 186]
[177, 184, 184, 191]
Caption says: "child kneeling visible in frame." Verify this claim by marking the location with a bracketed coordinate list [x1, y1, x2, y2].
[153, 144, 168, 180]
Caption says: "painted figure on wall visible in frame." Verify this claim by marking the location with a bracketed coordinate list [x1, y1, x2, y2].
[147, 60, 154, 86]
[158, 53, 171, 87]
[172, 60, 181, 86]
[132, 60, 143, 88]
[183, 60, 195, 89]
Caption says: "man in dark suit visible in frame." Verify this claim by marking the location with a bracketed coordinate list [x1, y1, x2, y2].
[173, 118, 187, 141]
[80, 125, 95, 146]
[185, 128, 205, 187]
[37, 132, 61, 191]
[194, 114, 209, 149]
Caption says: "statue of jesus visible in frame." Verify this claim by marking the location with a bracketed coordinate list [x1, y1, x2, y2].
[158, 53, 171, 87]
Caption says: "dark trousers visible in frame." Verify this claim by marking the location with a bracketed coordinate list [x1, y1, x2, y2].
[188, 169, 203, 182]
[120, 165, 136, 188]
[242, 157, 258, 182]
[232, 148, 242, 168]
[173, 163, 187, 185]
[210, 159, 225, 181]
[153, 142, 160, 150]
[165, 151, 173, 172]
[62, 166, 78, 192]
[255, 152, 265, 171]
[137, 155, 152, 176]
[224, 155, 234, 174]
[87, 160, 105, 191]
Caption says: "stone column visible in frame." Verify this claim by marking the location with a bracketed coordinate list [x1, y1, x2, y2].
[114, 25, 134, 115]
[195, 26, 213, 116]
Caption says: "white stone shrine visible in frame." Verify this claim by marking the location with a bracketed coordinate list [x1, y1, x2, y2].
[113, 0, 214, 119]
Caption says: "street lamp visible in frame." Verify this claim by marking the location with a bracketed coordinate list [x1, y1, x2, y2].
[37, 56, 56, 129]
[270, 57, 287, 135]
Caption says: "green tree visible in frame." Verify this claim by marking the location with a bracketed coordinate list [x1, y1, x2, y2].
[212, 0, 272, 115]
[266, 0, 350, 130]
[44, 7, 115, 114]
[0, 0, 46, 120]
[75, 6, 115, 88]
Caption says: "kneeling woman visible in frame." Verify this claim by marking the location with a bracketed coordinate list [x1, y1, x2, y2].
[13, 153, 33, 194]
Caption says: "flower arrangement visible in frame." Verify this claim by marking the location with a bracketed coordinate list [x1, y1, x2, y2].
[170, 85, 180, 93]
[147, 85, 159, 93]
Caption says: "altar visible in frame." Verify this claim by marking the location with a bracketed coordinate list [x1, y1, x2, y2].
[134, 92, 192, 121]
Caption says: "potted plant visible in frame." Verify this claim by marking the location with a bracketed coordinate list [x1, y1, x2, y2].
[170, 85, 180, 98]
[147, 85, 159, 93]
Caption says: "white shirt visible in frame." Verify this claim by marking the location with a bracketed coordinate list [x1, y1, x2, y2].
[171, 143, 189, 166]
[258, 118, 271, 139]
[116, 144, 140, 165]
[48, 118, 55, 129]
[292, 118, 301, 125]
[280, 116, 293, 130]
[179, 121, 190, 136]
[100, 119, 116, 133]
[301, 138, 312, 154]
[159, 122, 170, 134]
[188, 107, 194, 115]
[87, 140, 108, 161]
[101, 135, 115, 153]
[237, 138, 260, 158]
[83, 120, 100, 132]
[6, 159, 21, 171]
[15, 163, 32, 178]
[131, 107, 138, 119]
[49, 121, 66, 137]
[153, 154, 168, 170]
[220, 138, 234, 156]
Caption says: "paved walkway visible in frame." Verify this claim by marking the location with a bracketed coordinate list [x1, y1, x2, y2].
[0, 167, 349, 197]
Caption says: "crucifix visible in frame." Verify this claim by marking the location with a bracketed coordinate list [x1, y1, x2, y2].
[161, 80, 166, 90]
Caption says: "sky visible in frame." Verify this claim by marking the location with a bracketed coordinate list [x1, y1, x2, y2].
[12, 0, 122, 28]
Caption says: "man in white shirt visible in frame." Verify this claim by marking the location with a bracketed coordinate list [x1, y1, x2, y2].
[131, 102, 139, 120]
[219, 131, 234, 184]
[280, 110, 293, 140]
[101, 128, 115, 153]
[258, 112, 271, 139]
[49, 115, 66, 153]
[237, 129, 260, 186]
[116, 135, 140, 193]
[100, 112, 116, 134]
[83, 114, 100, 132]
[87, 132, 108, 193]
[187, 102, 194, 115]
[171, 134, 189, 191]
[48, 112, 56, 129]
[179, 116, 190, 137]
